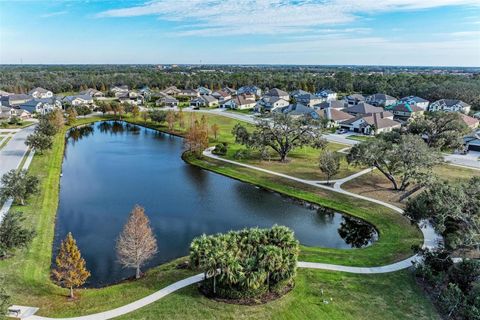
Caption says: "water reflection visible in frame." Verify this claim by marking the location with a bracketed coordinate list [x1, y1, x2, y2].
[338, 216, 378, 248]
[56, 120, 378, 286]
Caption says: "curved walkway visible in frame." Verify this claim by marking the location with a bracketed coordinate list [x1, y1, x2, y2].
[16, 136, 440, 320]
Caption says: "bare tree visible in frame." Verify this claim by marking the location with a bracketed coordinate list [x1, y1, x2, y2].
[116, 205, 157, 279]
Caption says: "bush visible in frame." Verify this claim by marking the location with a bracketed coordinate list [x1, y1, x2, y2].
[233, 148, 251, 160]
[190, 226, 299, 301]
[212, 143, 228, 156]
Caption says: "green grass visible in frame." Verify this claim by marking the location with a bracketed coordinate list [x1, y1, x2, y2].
[0, 114, 435, 319]
[0, 120, 35, 129]
[346, 135, 374, 142]
[0, 136, 12, 150]
[116, 269, 438, 320]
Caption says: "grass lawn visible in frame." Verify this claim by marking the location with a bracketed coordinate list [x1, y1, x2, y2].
[346, 135, 373, 142]
[0, 136, 12, 150]
[116, 269, 438, 320]
[0, 113, 434, 319]
[0, 120, 35, 129]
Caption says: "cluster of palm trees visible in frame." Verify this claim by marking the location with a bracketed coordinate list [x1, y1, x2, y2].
[189, 225, 299, 299]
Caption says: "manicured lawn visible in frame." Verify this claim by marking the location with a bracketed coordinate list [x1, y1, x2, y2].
[0, 120, 35, 129]
[0, 113, 434, 319]
[116, 269, 439, 320]
[346, 135, 373, 142]
[0, 136, 12, 150]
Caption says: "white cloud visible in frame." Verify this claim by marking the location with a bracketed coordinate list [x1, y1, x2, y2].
[96, 0, 480, 36]
[40, 10, 68, 18]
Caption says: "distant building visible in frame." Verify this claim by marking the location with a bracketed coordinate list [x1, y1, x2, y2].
[178, 89, 200, 98]
[80, 88, 104, 98]
[365, 93, 397, 107]
[161, 86, 182, 96]
[197, 86, 213, 96]
[428, 99, 471, 114]
[110, 85, 129, 96]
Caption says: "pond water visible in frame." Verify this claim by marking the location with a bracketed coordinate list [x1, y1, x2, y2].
[54, 121, 377, 287]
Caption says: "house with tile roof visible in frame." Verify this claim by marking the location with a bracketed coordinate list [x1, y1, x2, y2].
[316, 107, 354, 127]
[220, 94, 256, 110]
[459, 113, 479, 129]
[344, 94, 365, 106]
[28, 87, 53, 99]
[255, 96, 290, 112]
[155, 92, 179, 107]
[340, 112, 401, 135]
[296, 92, 323, 107]
[385, 103, 425, 121]
[264, 88, 290, 101]
[345, 102, 386, 116]
[314, 100, 347, 110]
[237, 86, 262, 98]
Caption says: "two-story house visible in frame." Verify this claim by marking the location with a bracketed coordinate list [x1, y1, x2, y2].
[428, 99, 471, 114]
[398, 96, 430, 110]
[28, 87, 53, 99]
[316, 89, 337, 102]
[365, 93, 397, 107]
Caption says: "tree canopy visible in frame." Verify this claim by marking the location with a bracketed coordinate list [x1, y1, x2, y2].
[0, 170, 39, 205]
[347, 134, 442, 190]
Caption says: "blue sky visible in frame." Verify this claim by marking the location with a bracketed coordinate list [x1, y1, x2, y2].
[0, 0, 479, 66]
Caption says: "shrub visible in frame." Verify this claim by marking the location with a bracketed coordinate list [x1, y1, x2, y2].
[212, 143, 228, 156]
[233, 148, 251, 160]
[190, 226, 299, 301]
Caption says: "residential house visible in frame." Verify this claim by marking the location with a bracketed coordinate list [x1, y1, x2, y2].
[464, 131, 480, 152]
[28, 87, 53, 99]
[459, 113, 479, 129]
[316, 107, 354, 127]
[313, 100, 347, 110]
[197, 86, 213, 96]
[0, 106, 29, 120]
[118, 91, 144, 105]
[398, 96, 430, 110]
[255, 96, 289, 112]
[80, 88, 104, 98]
[155, 93, 178, 107]
[290, 89, 310, 99]
[178, 89, 200, 98]
[110, 85, 129, 97]
[220, 94, 256, 110]
[190, 95, 218, 108]
[211, 90, 232, 103]
[428, 99, 471, 114]
[386, 103, 425, 121]
[1, 94, 32, 107]
[161, 86, 182, 96]
[345, 102, 385, 116]
[11, 108, 31, 120]
[316, 89, 337, 102]
[63, 94, 94, 107]
[264, 88, 290, 101]
[19, 98, 61, 115]
[237, 86, 262, 98]
[344, 94, 365, 106]
[139, 86, 153, 99]
[296, 93, 323, 107]
[365, 93, 397, 107]
[0, 106, 14, 120]
[275, 103, 318, 119]
[340, 112, 401, 135]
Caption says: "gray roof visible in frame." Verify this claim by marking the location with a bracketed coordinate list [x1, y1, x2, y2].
[266, 88, 289, 97]
[399, 96, 429, 103]
[367, 93, 397, 101]
[278, 103, 318, 118]
[345, 94, 365, 101]
[315, 100, 347, 109]
[63, 94, 93, 103]
[433, 99, 471, 108]
[346, 102, 384, 115]
[28, 87, 50, 94]
[201, 95, 218, 103]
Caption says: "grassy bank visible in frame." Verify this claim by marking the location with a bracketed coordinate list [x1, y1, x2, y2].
[0, 114, 434, 319]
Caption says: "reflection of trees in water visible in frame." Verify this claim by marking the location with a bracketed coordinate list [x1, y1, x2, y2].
[124, 123, 140, 134]
[97, 121, 137, 135]
[316, 206, 335, 225]
[66, 124, 94, 144]
[338, 216, 377, 248]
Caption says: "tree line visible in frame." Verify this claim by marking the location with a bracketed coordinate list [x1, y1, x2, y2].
[0, 65, 479, 110]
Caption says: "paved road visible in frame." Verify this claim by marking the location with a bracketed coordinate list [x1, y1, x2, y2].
[0, 125, 35, 178]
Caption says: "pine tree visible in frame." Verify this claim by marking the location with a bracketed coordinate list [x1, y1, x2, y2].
[52, 232, 90, 299]
[116, 205, 157, 279]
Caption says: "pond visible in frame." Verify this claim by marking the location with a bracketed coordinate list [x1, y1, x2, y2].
[54, 121, 377, 287]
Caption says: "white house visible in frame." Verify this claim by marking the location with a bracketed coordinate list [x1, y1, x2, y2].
[428, 99, 471, 114]
[316, 89, 337, 102]
[398, 96, 430, 110]
[28, 87, 53, 99]
[197, 86, 213, 96]
[365, 93, 397, 107]
[20, 98, 61, 115]
[190, 95, 218, 108]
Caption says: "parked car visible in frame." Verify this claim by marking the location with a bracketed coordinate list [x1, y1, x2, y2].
[337, 129, 348, 134]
